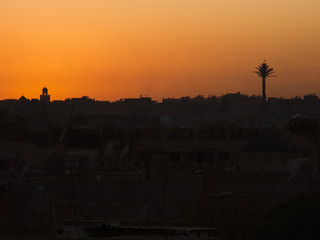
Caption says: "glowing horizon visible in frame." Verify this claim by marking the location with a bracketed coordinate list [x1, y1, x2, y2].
[0, 0, 320, 101]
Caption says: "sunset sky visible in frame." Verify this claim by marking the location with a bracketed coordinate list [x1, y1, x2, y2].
[0, 0, 319, 101]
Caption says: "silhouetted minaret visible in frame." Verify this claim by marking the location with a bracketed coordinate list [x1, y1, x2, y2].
[40, 87, 50, 103]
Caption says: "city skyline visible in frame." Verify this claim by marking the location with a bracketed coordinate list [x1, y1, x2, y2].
[2, 86, 319, 102]
[1, 0, 320, 101]
[1, 1, 320, 238]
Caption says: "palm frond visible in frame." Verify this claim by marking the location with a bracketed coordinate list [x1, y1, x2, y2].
[254, 61, 276, 79]
[253, 71, 262, 77]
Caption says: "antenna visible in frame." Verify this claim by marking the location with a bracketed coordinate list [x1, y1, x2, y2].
[59, 127, 67, 143]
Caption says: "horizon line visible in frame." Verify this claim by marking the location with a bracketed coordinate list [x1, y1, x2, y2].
[1, 91, 319, 103]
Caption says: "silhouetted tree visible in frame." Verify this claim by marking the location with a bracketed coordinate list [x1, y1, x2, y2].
[254, 61, 276, 109]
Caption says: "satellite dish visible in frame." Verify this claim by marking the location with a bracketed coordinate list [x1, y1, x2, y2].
[136, 203, 150, 223]
[103, 142, 114, 161]
[287, 158, 305, 183]
[288, 134, 297, 150]
[119, 145, 129, 160]
[18, 164, 29, 178]
[119, 145, 130, 167]
[46, 146, 55, 159]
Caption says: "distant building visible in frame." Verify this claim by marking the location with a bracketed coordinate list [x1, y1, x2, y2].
[40, 87, 50, 103]
[303, 93, 318, 102]
[18, 95, 29, 103]
[289, 113, 318, 133]
[116, 97, 156, 104]
[162, 96, 190, 104]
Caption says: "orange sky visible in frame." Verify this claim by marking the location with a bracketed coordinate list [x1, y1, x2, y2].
[0, 0, 320, 101]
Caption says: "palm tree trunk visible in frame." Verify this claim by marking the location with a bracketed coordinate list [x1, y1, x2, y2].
[262, 77, 266, 102]
[262, 77, 266, 111]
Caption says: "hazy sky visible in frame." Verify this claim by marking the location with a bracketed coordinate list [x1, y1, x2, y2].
[0, 0, 319, 100]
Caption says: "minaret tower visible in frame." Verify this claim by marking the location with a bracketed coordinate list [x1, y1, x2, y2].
[40, 87, 50, 103]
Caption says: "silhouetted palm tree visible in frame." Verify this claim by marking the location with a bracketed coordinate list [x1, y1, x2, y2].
[254, 61, 276, 108]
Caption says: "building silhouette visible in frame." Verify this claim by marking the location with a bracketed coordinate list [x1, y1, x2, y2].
[40, 87, 50, 103]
